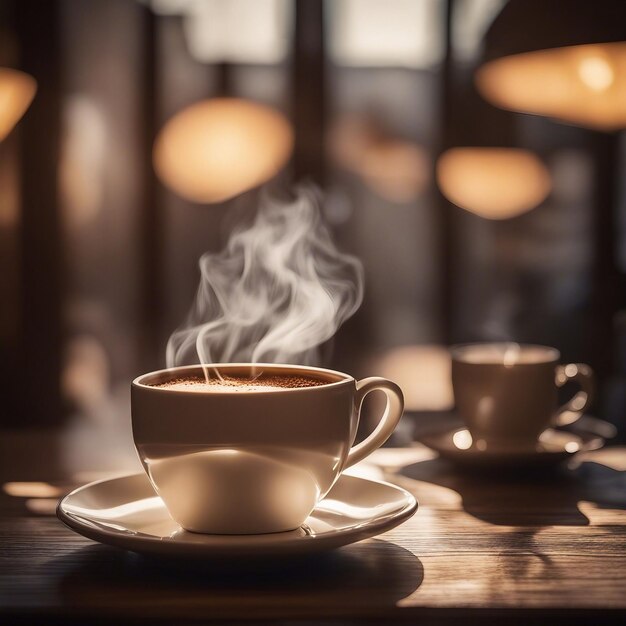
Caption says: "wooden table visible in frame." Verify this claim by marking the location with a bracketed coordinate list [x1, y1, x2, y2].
[1, 428, 626, 624]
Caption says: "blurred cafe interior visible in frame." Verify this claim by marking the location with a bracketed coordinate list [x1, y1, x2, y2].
[2, 0, 626, 461]
[4, 2, 626, 624]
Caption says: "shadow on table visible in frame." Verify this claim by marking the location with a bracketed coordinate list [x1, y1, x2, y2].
[400, 457, 626, 527]
[54, 538, 423, 612]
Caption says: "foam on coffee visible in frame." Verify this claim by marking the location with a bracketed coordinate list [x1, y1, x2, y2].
[154, 374, 327, 392]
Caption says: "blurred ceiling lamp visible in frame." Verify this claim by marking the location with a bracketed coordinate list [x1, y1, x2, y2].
[0, 67, 36, 142]
[357, 141, 429, 204]
[373, 344, 453, 412]
[328, 115, 429, 203]
[476, 0, 626, 131]
[436, 148, 551, 219]
[153, 98, 293, 203]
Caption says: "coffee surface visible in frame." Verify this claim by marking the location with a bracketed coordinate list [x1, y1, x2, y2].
[154, 374, 328, 392]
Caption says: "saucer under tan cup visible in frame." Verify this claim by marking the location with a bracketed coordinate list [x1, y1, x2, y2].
[57, 472, 417, 558]
[451, 343, 594, 450]
[131, 363, 404, 535]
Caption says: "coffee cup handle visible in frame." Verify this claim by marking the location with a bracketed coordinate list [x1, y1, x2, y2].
[554, 363, 594, 427]
[344, 377, 404, 469]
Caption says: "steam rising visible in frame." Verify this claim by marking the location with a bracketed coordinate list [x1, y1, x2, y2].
[166, 187, 364, 373]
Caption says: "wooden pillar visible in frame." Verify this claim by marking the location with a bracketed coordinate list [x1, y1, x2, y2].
[588, 131, 623, 383]
[436, 0, 455, 344]
[292, 0, 326, 185]
[139, 6, 162, 373]
[14, 0, 63, 426]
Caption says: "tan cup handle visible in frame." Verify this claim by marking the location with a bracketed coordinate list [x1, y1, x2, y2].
[345, 377, 404, 469]
[554, 363, 594, 426]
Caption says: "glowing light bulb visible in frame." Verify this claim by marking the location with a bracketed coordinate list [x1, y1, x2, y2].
[578, 55, 614, 91]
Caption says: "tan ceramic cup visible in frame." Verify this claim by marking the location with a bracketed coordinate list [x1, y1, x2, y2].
[131, 363, 404, 534]
[451, 343, 594, 449]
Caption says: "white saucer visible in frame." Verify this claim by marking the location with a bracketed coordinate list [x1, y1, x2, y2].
[57, 472, 417, 558]
[418, 427, 604, 468]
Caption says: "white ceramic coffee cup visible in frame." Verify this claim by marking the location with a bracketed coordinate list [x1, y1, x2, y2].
[451, 343, 594, 449]
[131, 363, 404, 534]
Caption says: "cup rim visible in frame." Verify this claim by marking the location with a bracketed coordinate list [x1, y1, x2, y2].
[132, 363, 354, 395]
[450, 342, 560, 364]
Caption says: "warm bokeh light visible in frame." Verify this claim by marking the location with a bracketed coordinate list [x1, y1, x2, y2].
[358, 141, 430, 204]
[153, 98, 293, 204]
[578, 55, 614, 92]
[59, 97, 107, 228]
[452, 430, 473, 450]
[61, 334, 110, 411]
[372, 344, 453, 412]
[437, 148, 551, 219]
[476, 43, 626, 131]
[3, 482, 63, 498]
[328, 115, 429, 203]
[576, 447, 626, 471]
[25, 499, 60, 516]
[0, 67, 37, 141]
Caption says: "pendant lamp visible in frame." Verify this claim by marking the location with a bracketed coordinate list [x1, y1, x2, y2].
[437, 147, 551, 220]
[153, 98, 293, 204]
[476, 0, 626, 131]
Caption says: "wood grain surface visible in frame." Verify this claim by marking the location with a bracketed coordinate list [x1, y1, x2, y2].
[1, 429, 625, 624]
